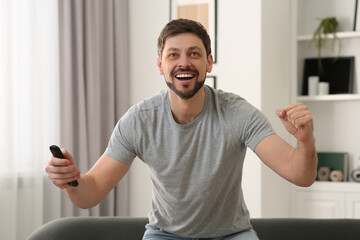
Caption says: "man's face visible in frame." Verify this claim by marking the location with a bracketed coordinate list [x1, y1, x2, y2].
[157, 33, 213, 99]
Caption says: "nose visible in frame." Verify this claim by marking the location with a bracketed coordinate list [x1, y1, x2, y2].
[177, 55, 192, 69]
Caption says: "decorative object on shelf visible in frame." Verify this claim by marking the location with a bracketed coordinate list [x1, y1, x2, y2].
[318, 166, 331, 181]
[318, 82, 330, 95]
[170, 0, 218, 63]
[354, 0, 360, 31]
[302, 57, 354, 95]
[206, 75, 217, 89]
[351, 167, 360, 182]
[312, 17, 339, 75]
[308, 76, 319, 96]
[330, 170, 344, 182]
[316, 152, 349, 182]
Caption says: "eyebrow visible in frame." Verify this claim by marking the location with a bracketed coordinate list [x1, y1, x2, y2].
[166, 47, 180, 52]
[188, 46, 203, 52]
[165, 46, 203, 52]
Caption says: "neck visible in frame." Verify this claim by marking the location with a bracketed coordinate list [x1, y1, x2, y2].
[169, 86, 206, 125]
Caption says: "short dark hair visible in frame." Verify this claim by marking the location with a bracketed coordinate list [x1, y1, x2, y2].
[157, 18, 211, 57]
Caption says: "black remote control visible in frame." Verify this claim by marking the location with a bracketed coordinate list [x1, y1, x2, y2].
[49, 145, 79, 187]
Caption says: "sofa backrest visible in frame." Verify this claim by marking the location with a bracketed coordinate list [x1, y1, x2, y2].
[27, 217, 360, 240]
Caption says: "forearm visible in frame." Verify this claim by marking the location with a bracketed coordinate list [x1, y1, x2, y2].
[46, 153, 129, 208]
[64, 174, 104, 209]
[291, 137, 318, 186]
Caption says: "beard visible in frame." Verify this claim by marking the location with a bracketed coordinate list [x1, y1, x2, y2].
[165, 69, 206, 99]
[166, 78, 205, 99]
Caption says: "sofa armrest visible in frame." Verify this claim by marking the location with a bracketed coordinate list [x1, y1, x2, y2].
[26, 217, 148, 240]
[251, 218, 360, 240]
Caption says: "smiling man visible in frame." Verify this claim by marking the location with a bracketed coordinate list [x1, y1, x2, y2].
[159, 31, 211, 100]
[46, 19, 317, 240]
[157, 29, 213, 124]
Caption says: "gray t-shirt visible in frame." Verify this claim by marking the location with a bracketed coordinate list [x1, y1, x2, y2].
[105, 86, 275, 238]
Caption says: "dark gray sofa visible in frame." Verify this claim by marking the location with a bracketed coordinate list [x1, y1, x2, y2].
[27, 217, 360, 240]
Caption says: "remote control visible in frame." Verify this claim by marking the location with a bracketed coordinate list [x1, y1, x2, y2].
[49, 145, 79, 187]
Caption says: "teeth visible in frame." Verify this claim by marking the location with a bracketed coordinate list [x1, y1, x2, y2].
[176, 74, 194, 78]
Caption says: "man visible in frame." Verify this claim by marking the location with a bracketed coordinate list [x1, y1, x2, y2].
[46, 19, 317, 239]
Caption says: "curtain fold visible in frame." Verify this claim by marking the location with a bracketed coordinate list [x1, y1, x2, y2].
[58, 0, 130, 217]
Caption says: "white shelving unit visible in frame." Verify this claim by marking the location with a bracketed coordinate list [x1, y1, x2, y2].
[297, 31, 360, 41]
[294, 30, 360, 99]
[297, 94, 360, 102]
[290, 0, 360, 218]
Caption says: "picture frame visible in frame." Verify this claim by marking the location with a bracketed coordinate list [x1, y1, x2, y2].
[354, 0, 360, 31]
[170, 0, 217, 63]
[206, 75, 217, 89]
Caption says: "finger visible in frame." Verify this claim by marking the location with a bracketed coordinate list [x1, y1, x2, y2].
[293, 114, 314, 129]
[286, 105, 310, 125]
[284, 102, 305, 112]
[51, 170, 80, 180]
[45, 164, 78, 174]
[287, 110, 307, 127]
[51, 175, 80, 189]
[48, 157, 71, 166]
[286, 105, 310, 117]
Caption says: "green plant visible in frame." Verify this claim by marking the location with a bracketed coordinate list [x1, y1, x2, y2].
[312, 17, 339, 75]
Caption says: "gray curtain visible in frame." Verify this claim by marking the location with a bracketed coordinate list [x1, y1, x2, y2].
[58, 0, 130, 217]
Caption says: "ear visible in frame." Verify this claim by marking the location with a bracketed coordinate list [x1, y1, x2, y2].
[157, 56, 164, 75]
[206, 54, 214, 73]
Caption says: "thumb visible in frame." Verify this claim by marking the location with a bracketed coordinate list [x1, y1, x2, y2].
[276, 108, 286, 119]
[61, 148, 76, 166]
[275, 108, 291, 127]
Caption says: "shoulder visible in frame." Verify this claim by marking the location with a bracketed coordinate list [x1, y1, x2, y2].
[208, 87, 273, 141]
[112, 90, 166, 132]
[209, 87, 257, 118]
[128, 90, 167, 116]
[113, 90, 167, 143]
[120, 90, 167, 125]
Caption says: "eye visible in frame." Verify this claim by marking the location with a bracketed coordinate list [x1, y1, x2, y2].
[190, 52, 200, 56]
[168, 53, 178, 58]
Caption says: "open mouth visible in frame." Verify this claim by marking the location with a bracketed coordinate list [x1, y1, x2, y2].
[173, 68, 198, 82]
[175, 73, 196, 81]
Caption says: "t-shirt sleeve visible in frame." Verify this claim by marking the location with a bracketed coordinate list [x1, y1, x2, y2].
[104, 111, 137, 165]
[243, 107, 275, 151]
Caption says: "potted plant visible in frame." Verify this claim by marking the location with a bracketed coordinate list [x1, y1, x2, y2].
[312, 17, 339, 75]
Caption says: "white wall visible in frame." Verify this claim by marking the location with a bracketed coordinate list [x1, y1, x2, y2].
[214, 0, 263, 218]
[261, 0, 292, 217]
[128, 0, 169, 217]
[128, 0, 291, 218]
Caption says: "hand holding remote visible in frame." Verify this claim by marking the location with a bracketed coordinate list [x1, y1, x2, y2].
[49, 145, 79, 187]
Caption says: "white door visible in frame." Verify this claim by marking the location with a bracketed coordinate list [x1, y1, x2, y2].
[346, 193, 360, 218]
[293, 191, 345, 218]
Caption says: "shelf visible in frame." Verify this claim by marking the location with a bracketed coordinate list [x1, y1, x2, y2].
[297, 31, 360, 41]
[297, 94, 360, 102]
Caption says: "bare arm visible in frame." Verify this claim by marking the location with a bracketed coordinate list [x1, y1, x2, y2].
[46, 150, 130, 208]
[255, 103, 318, 187]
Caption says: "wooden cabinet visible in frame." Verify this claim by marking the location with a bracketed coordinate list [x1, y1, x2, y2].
[293, 191, 345, 218]
[292, 182, 360, 218]
[346, 193, 360, 218]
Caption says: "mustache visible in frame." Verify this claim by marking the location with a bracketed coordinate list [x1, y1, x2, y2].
[172, 68, 199, 76]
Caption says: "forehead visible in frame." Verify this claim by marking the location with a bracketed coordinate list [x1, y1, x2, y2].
[164, 32, 205, 51]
